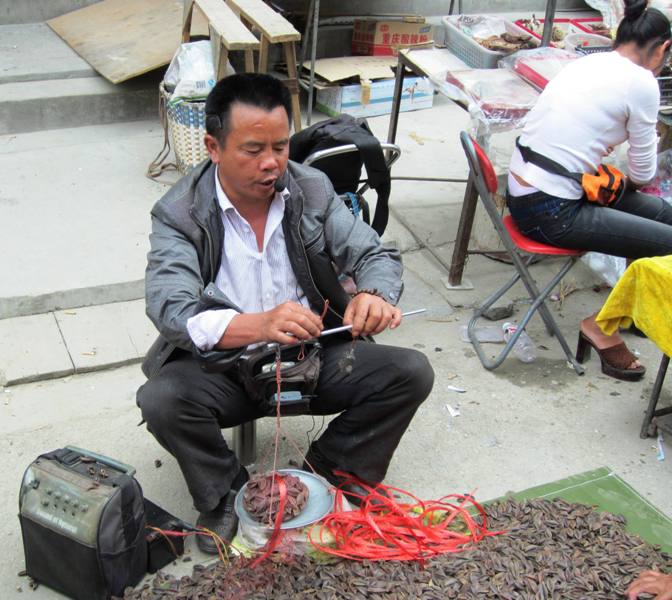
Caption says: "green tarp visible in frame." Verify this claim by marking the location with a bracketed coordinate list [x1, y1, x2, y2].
[497, 467, 672, 554]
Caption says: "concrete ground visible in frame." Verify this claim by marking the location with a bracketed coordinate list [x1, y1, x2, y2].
[3, 44, 672, 600]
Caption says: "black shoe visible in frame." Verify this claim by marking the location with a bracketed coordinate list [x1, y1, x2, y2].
[302, 446, 386, 507]
[196, 466, 249, 554]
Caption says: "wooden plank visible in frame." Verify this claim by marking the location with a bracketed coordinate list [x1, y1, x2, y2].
[48, 0, 209, 84]
[195, 0, 259, 50]
[227, 0, 300, 43]
[283, 42, 302, 133]
[182, 0, 195, 43]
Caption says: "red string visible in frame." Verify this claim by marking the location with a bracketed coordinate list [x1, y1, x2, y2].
[320, 299, 330, 321]
[308, 472, 503, 563]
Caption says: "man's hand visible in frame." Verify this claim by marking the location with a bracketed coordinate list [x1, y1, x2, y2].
[627, 571, 672, 600]
[343, 293, 401, 337]
[215, 302, 322, 349]
[260, 301, 323, 345]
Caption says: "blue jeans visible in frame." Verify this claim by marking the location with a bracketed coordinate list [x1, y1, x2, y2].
[506, 188, 672, 258]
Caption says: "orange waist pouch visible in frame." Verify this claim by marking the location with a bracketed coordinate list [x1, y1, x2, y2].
[516, 138, 626, 206]
[580, 164, 626, 206]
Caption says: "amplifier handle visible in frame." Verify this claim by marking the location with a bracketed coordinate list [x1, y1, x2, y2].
[66, 445, 136, 477]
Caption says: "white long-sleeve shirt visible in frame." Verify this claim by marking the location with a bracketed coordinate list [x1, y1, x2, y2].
[186, 170, 309, 351]
[509, 51, 660, 199]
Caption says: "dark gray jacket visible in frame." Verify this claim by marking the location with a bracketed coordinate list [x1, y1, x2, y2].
[142, 159, 403, 378]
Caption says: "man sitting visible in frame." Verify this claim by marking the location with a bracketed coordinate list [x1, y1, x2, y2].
[137, 73, 434, 554]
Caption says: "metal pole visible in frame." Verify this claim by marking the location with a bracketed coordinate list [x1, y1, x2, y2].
[306, 0, 320, 126]
[640, 354, 670, 438]
[386, 53, 407, 146]
[298, 0, 314, 74]
[233, 421, 257, 465]
[541, 0, 558, 47]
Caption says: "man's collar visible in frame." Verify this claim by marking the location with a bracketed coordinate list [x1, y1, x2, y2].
[213, 167, 289, 214]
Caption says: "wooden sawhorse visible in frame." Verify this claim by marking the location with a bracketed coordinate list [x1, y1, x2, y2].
[226, 0, 302, 132]
[182, 0, 259, 79]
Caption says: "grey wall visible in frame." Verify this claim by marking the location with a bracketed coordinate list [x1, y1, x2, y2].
[0, 0, 100, 24]
[275, 0, 589, 18]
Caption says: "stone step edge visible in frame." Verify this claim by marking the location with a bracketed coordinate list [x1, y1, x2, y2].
[0, 280, 145, 320]
[5, 356, 143, 388]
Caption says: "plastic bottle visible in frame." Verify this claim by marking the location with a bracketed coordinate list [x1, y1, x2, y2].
[460, 325, 504, 343]
[502, 322, 537, 363]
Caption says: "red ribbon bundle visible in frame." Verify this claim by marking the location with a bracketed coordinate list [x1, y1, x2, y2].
[308, 473, 502, 562]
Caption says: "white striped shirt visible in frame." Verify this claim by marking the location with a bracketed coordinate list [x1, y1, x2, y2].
[186, 169, 308, 351]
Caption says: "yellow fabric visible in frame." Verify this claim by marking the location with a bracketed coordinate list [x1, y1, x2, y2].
[595, 255, 672, 357]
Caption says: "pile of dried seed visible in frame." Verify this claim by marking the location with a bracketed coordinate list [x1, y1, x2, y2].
[119, 497, 672, 599]
[243, 473, 309, 524]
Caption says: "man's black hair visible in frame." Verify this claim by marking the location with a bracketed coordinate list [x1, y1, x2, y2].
[204, 73, 292, 145]
[614, 0, 671, 53]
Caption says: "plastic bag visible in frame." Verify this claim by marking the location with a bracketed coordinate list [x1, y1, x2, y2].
[164, 41, 232, 101]
[584, 0, 624, 29]
[581, 252, 626, 287]
[436, 68, 539, 133]
[640, 150, 672, 205]
[498, 47, 577, 90]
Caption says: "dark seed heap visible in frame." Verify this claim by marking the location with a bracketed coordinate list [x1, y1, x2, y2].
[119, 497, 672, 599]
[242, 473, 309, 524]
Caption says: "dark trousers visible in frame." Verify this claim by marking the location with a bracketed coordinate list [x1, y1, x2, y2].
[136, 340, 434, 512]
[507, 188, 672, 258]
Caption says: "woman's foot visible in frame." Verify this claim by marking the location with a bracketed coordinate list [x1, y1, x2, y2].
[577, 314, 645, 380]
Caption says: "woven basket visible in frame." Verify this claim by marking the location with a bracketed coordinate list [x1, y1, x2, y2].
[160, 83, 209, 175]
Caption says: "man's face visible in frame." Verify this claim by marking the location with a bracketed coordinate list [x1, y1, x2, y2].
[204, 102, 290, 207]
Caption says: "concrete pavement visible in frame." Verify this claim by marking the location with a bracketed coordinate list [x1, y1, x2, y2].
[4, 257, 672, 599]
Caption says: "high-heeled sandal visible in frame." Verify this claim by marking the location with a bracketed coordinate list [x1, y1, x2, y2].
[575, 332, 646, 381]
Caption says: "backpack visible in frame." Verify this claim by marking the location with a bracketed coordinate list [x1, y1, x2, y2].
[289, 114, 392, 236]
[19, 447, 147, 599]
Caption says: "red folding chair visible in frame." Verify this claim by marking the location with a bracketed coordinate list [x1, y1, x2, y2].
[460, 131, 585, 374]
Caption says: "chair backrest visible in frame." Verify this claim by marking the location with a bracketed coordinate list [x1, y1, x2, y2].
[459, 130, 511, 234]
[460, 131, 498, 194]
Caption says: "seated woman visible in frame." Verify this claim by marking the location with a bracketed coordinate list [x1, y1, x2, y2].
[507, 0, 672, 381]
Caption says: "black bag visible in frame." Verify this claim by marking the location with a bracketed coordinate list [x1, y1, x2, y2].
[289, 114, 392, 236]
[236, 341, 323, 416]
[19, 447, 147, 600]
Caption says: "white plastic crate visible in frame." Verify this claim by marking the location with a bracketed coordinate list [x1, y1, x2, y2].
[443, 16, 538, 69]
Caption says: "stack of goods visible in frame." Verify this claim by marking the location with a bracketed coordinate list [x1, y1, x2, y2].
[444, 67, 539, 126]
[243, 472, 309, 525]
[119, 498, 672, 599]
[583, 21, 612, 38]
[517, 15, 568, 47]
[501, 47, 577, 90]
[455, 15, 536, 53]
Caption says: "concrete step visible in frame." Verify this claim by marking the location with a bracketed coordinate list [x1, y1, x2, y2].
[0, 120, 172, 319]
[0, 23, 96, 83]
[0, 71, 162, 135]
[0, 299, 156, 386]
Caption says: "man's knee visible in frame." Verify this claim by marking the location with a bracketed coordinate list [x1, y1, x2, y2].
[397, 349, 434, 402]
[137, 376, 187, 432]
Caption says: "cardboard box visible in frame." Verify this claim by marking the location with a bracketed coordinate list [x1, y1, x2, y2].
[352, 19, 433, 56]
[316, 75, 434, 119]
